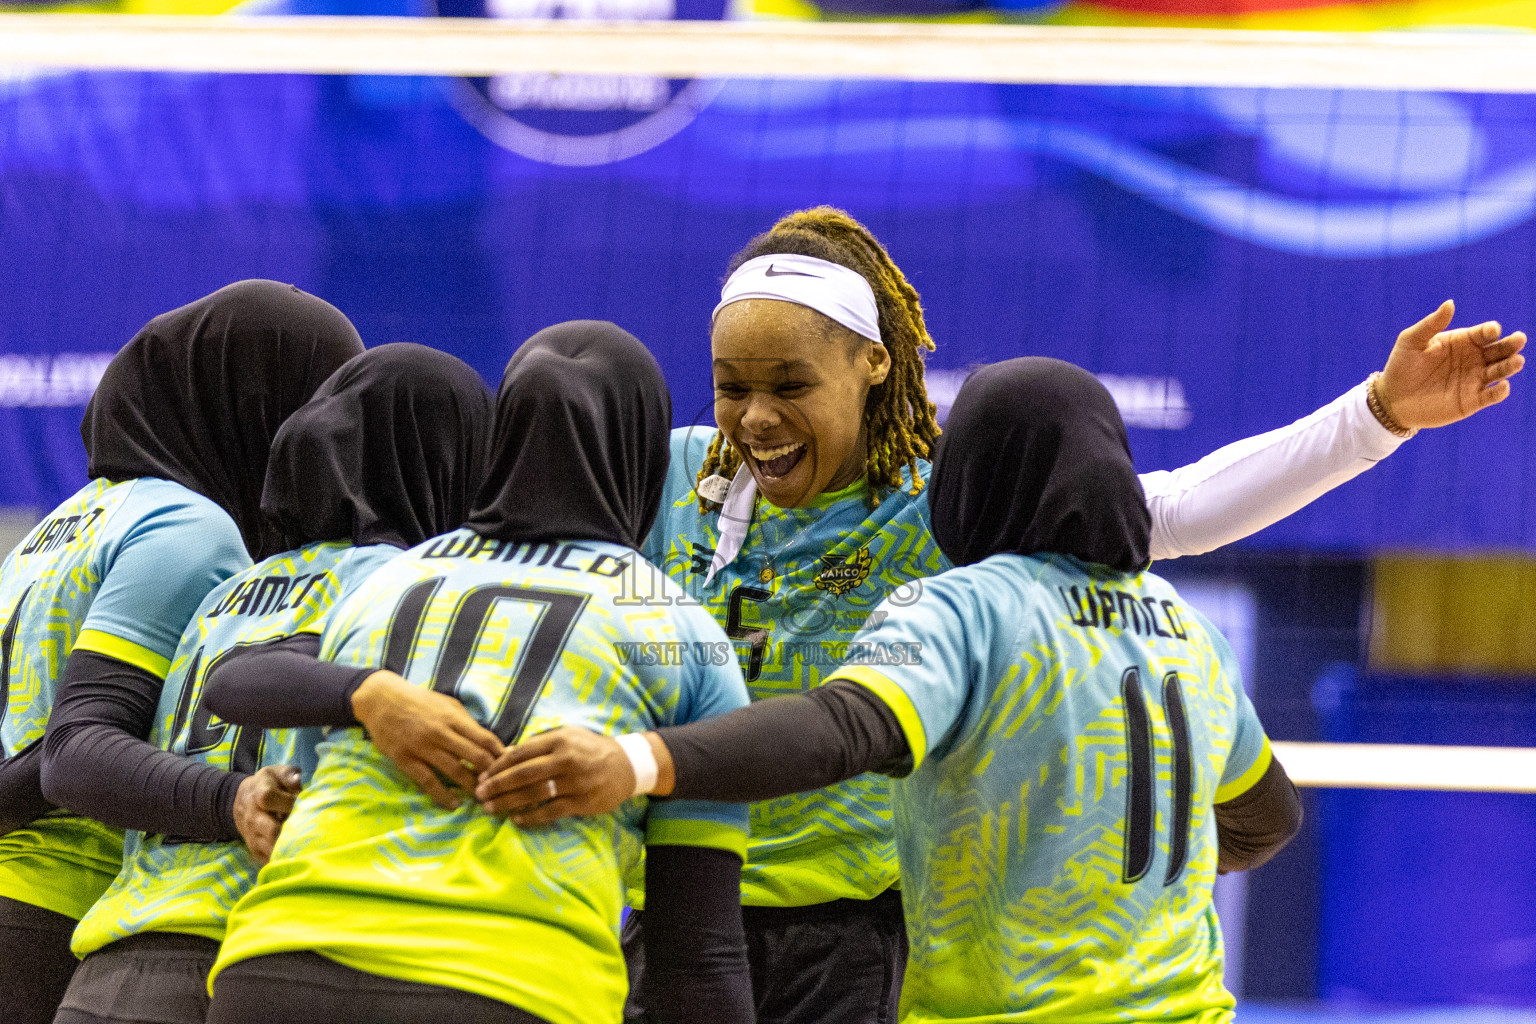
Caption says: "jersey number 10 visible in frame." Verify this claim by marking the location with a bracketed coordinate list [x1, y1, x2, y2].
[1120, 666, 1193, 888]
[383, 580, 589, 745]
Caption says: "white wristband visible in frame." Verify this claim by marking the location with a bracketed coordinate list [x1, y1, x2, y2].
[615, 732, 659, 797]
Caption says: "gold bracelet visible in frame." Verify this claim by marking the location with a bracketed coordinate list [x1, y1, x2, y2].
[1366, 372, 1417, 439]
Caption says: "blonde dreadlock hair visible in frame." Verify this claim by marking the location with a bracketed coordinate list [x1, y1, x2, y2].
[699, 206, 940, 508]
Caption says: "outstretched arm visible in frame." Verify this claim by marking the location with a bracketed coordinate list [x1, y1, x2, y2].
[1145, 303, 1525, 560]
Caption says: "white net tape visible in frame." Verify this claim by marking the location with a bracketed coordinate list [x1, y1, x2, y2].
[0, 14, 1535, 93]
[1275, 742, 1536, 793]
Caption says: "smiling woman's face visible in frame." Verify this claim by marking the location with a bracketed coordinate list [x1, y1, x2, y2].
[711, 299, 890, 509]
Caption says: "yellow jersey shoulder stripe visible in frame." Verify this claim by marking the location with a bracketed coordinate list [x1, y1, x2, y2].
[828, 665, 929, 770]
[72, 629, 171, 679]
[1216, 737, 1273, 803]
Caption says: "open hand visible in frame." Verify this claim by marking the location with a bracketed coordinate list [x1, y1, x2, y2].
[235, 764, 303, 865]
[475, 726, 643, 828]
[351, 670, 504, 810]
[1379, 300, 1526, 429]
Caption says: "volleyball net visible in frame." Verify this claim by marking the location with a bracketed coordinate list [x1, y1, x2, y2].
[2, 13, 1536, 800]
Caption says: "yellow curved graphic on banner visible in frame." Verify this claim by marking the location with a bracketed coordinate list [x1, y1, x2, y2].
[749, 0, 1536, 31]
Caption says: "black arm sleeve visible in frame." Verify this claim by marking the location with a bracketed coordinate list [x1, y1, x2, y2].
[202, 633, 370, 729]
[1215, 755, 1304, 873]
[658, 678, 913, 803]
[39, 650, 243, 842]
[640, 845, 752, 1024]
[0, 740, 54, 836]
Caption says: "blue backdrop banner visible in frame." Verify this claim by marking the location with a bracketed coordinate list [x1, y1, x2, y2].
[2, 60, 1534, 550]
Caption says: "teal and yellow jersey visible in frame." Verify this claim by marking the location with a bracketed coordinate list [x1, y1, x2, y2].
[642, 427, 950, 907]
[212, 528, 751, 1024]
[830, 552, 1271, 1024]
[0, 477, 248, 920]
[71, 539, 399, 956]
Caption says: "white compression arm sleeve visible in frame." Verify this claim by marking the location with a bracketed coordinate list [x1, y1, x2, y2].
[1140, 380, 1405, 561]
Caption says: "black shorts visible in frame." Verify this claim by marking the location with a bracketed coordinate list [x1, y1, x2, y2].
[207, 951, 550, 1024]
[624, 888, 907, 1024]
[54, 932, 220, 1024]
[0, 895, 80, 1024]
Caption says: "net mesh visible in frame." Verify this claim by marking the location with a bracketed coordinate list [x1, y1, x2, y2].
[1, 13, 1534, 1009]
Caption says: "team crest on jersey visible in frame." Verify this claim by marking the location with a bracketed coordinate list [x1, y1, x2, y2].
[815, 547, 872, 596]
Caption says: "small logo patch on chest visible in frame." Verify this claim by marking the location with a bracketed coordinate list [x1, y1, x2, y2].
[815, 547, 872, 595]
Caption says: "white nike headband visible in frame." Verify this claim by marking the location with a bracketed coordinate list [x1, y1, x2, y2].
[712, 254, 882, 344]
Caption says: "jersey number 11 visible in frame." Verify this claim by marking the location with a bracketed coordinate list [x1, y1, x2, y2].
[1120, 666, 1193, 887]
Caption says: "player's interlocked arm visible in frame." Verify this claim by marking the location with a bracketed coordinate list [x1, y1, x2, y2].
[476, 726, 649, 827]
[234, 765, 304, 865]
[476, 681, 910, 828]
[351, 670, 504, 811]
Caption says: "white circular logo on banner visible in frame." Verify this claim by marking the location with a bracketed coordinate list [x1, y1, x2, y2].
[432, 0, 729, 166]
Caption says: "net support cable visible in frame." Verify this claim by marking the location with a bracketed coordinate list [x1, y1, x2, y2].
[2, 14, 1536, 92]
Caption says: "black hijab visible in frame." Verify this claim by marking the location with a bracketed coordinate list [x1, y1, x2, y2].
[83, 280, 365, 561]
[467, 321, 670, 549]
[929, 357, 1151, 572]
[262, 343, 494, 552]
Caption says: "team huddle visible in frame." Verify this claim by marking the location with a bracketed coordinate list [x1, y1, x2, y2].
[0, 206, 1524, 1024]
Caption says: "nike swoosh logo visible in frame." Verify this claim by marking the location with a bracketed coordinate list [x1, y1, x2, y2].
[764, 265, 819, 278]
